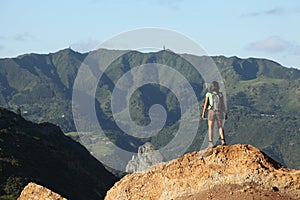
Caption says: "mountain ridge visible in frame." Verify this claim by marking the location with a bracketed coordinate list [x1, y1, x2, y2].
[0, 48, 299, 170]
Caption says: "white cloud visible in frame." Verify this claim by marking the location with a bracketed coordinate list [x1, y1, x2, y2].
[264, 8, 285, 15]
[246, 36, 289, 53]
[14, 33, 34, 42]
[246, 36, 300, 56]
[291, 45, 300, 55]
[150, 0, 185, 10]
[70, 39, 101, 53]
[242, 8, 286, 17]
[89, 0, 184, 10]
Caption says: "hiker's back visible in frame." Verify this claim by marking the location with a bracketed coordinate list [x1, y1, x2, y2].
[209, 91, 223, 112]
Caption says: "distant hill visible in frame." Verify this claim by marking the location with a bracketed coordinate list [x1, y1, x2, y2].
[0, 107, 117, 200]
[0, 48, 299, 170]
[0, 48, 85, 131]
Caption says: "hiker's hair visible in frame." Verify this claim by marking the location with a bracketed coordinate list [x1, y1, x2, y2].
[209, 81, 220, 92]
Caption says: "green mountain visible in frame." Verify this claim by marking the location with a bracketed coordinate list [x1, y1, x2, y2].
[0, 49, 299, 170]
[0, 107, 117, 199]
[0, 48, 83, 131]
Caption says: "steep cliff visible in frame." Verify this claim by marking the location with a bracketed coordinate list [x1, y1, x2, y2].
[0, 107, 117, 199]
[126, 142, 163, 173]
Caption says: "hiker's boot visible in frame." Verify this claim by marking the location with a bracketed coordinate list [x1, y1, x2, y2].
[221, 138, 226, 145]
[208, 141, 214, 148]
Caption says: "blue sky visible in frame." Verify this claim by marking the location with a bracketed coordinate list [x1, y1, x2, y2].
[1, 0, 300, 68]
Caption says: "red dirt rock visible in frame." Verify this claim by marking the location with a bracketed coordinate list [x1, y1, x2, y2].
[105, 144, 300, 200]
[18, 182, 67, 200]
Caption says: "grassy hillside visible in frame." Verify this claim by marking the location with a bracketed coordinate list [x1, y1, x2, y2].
[0, 49, 299, 170]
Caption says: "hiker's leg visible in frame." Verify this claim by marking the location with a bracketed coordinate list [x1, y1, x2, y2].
[208, 120, 214, 142]
[207, 110, 215, 147]
[217, 119, 226, 144]
[207, 120, 214, 148]
[207, 110, 214, 141]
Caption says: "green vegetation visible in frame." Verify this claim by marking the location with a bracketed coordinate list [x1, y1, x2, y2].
[0, 48, 299, 172]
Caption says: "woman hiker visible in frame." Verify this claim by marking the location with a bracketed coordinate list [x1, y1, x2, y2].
[202, 81, 228, 148]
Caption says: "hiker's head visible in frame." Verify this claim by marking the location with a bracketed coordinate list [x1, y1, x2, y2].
[209, 81, 220, 92]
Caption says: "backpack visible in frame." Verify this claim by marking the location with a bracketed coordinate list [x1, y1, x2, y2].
[209, 92, 222, 112]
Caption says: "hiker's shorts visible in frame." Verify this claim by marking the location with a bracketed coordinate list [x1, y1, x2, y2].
[208, 110, 224, 121]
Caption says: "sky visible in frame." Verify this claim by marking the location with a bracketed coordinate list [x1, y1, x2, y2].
[0, 0, 300, 69]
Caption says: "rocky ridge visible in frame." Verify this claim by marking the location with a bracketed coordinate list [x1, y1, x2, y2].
[126, 142, 163, 173]
[18, 182, 66, 200]
[105, 144, 300, 200]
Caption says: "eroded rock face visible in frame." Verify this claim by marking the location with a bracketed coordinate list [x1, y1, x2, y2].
[18, 182, 67, 200]
[125, 142, 163, 173]
[106, 144, 300, 200]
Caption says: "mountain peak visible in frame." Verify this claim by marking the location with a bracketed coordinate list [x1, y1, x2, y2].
[53, 47, 80, 55]
[105, 144, 300, 200]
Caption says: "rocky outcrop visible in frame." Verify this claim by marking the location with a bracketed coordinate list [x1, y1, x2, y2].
[18, 182, 66, 200]
[125, 142, 163, 173]
[105, 144, 300, 200]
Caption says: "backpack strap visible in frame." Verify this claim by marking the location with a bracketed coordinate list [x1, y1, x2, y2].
[206, 92, 213, 110]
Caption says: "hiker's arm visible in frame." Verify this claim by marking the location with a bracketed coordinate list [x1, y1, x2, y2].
[221, 96, 227, 113]
[202, 96, 209, 119]
[221, 96, 228, 119]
